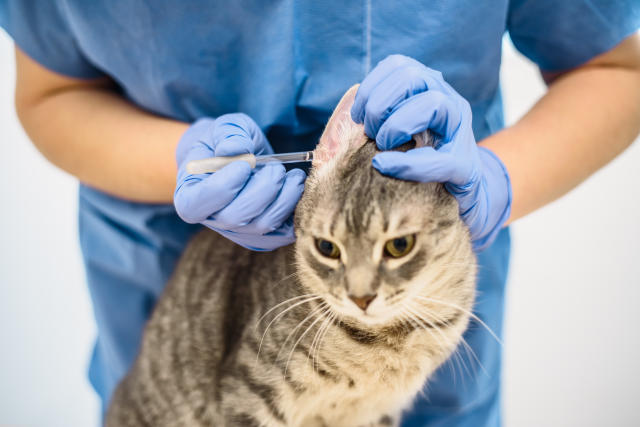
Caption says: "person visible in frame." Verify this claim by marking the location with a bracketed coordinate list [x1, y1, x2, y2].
[1, 1, 639, 425]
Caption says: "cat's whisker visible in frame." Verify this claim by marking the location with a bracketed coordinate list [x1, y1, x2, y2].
[397, 305, 462, 384]
[284, 306, 330, 377]
[276, 270, 300, 284]
[393, 313, 412, 335]
[276, 303, 328, 363]
[402, 303, 464, 384]
[417, 305, 488, 378]
[278, 304, 327, 353]
[306, 320, 324, 372]
[257, 297, 323, 364]
[307, 309, 328, 365]
[312, 312, 333, 369]
[257, 295, 322, 341]
[314, 311, 336, 374]
[414, 296, 502, 345]
[396, 310, 425, 343]
[308, 309, 334, 373]
[411, 294, 493, 381]
[407, 302, 474, 382]
[457, 336, 486, 377]
[256, 293, 319, 327]
[272, 271, 301, 290]
[320, 312, 337, 361]
[398, 305, 450, 357]
[418, 307, 472, 386]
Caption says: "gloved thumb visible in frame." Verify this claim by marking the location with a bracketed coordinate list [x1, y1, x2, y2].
[176, 118, 215, 167]
[211, 113, 273, 157]
[372, 147, 471, 186]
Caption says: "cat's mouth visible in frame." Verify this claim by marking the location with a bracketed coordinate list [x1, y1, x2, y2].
[322, 292, 404, 327]
[330, 315, 417, 345]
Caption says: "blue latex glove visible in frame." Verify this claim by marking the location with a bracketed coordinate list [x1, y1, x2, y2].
[351, 55, 511, 251]
[174, 114, 306, 251]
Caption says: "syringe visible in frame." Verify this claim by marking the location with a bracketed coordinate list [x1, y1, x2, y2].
[186, 151, 314, 174]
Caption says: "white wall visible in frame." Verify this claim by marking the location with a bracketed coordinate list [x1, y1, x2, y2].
[500, 37, 640, 426]
[0, 31, 638, 426]
[0, 34, 99, 427]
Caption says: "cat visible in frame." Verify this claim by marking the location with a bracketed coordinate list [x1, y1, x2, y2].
[106, 85, 477, 427]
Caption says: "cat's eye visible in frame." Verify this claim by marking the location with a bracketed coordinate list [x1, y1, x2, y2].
[315, 239, 341, 259]
[384, 235, 416, 258]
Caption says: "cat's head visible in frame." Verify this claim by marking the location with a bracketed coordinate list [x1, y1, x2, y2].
[294, 85, 476, 330]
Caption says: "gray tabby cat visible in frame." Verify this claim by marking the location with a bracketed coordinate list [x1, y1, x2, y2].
[106, 86, 477, 427]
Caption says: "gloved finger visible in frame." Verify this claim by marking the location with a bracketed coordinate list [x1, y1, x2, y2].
[212, 163, 287, 229]
[352, 54, 451, 124]
[352, 55, 408, 123]
[176, 118, 215, 166]
[174, 161, 252, 223]
[372, 147, 472, 186]
[210, 113, 272, 156]
[179, 131, 219, 169]
[213, 134, 257, 157]
[232, 113, 272, 155]
[240, 169, 306, 235]
[262, 216, 297, 247]
[214, 216, 296, 251]
[361, 68, 428, 140]
[362, 65, 458, 140]
[352, 55, 429, 123]
[375, 90, 462, 150]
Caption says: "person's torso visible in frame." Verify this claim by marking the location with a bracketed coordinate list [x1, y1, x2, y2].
[63, 0, 509, 152]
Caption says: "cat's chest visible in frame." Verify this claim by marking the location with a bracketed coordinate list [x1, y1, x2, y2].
[285, 330, 437, 426]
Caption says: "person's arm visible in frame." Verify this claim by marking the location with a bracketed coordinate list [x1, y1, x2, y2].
[14, 47, 188, 203]
[480, 33, 640, 224]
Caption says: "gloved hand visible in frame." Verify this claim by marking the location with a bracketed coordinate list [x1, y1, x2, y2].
[174, 113, 306, 251]
[351, 55, 511, 251]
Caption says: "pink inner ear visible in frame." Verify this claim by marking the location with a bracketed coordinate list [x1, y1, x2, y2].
[313, 85, 366, 168]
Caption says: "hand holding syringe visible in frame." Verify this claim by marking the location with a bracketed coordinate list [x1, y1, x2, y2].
[175, 114, 308, 251]
[186, 151, 314, 174]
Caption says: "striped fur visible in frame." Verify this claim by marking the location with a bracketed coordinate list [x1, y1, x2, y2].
[106, 92, 476, 427]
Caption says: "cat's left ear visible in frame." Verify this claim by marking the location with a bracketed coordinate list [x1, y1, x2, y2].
[313, 84, 367, 169]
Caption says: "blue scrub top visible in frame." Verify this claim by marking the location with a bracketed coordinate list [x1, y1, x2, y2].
[4, 1, 638, 150]
[1, 1, 638, 425]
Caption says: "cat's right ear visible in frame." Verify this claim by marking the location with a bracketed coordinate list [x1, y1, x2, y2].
[313, 85, 367, 169]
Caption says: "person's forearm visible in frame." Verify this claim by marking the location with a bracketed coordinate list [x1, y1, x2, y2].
[480, 36, 640, 224]
[14, 49, 188, 203]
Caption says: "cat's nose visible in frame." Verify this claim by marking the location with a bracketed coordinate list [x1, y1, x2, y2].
[348, 293, 377, 311]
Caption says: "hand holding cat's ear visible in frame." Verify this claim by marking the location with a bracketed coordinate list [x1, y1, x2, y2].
[174, 114, 306, 251]
[350, 55, 464, 149]
[354, 55, 512, 251]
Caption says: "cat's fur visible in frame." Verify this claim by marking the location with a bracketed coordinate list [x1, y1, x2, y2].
[106, 86, 477, 427]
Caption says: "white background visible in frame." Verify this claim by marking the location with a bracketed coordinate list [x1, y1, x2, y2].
[1, 30, 639, 426]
